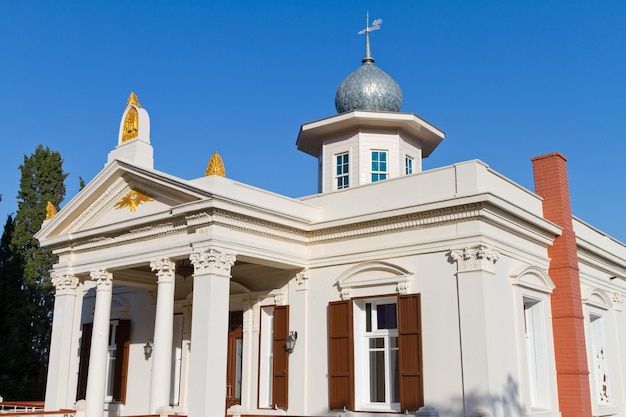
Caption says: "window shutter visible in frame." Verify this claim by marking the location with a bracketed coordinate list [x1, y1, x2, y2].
[272, 305, 289, 409]
[398, 294, 423, 411]
[328, 300, 354, 411]
[76, 322, 93, 400]
[113, 319, 131, 403]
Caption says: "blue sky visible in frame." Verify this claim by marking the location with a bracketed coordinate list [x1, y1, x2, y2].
[1, 1, 625, 241]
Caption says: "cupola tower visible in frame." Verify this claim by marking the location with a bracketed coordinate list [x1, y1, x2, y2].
[296, 16, 444, 193]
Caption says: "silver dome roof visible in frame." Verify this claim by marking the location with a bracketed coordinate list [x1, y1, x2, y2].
[334, 16, 402, 113]
[334, 60, 402, 113]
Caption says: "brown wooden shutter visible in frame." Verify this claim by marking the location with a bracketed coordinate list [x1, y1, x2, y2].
[328, 300, 354, 411]
[113, 319, 131, 403]
[398, 294, 423, 412]
[272, 305, 289, 409]
[76, 322, 93, 400]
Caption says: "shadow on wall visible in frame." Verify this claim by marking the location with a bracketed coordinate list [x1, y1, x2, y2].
[432, 375, 521, 417]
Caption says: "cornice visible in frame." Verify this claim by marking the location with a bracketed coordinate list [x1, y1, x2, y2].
[57, 204, 487, 256]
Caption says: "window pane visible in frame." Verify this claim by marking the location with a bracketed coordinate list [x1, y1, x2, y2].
[366, 303, 372, 332]
[377, 303, 397, 329]
[380, 152, 387, 162]
[391, 347, 400, 403]
[369, 337, 385, 349]
[369, 350, 386, 402]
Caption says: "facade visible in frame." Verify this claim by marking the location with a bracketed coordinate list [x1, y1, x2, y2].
[37, 32, 626, 417]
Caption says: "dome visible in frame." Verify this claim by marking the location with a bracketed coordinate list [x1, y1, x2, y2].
[335, 58, 403, 113]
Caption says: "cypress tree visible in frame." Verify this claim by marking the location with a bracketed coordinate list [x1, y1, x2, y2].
[8, 145, 68, 399]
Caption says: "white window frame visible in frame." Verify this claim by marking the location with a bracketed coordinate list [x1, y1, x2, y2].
[371, 150, 388, 183]
[258, 306, 274, 408]
[510, 265, 559, 417]
[582, 287, 616, 414]
[335, 152, 350, 190]
[589, 313, 611, 406]
[105, 320, 119, 402]
[523, 297, 551, 409]
[353, 297, 400, 412]
[405, 155, 414, 175]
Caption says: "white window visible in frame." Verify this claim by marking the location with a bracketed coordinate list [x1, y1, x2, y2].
[371, 151, 388, 182]
[170, 314, 183, 405]
[590, 314, 611, 405]
[105, 320, 119, 402]
[335, 152, 349, 189]
[258, 306, 274, 408]
[523, 298, 551, 409]
[354, 297, 400, 412]
[405, 156, 414, 175]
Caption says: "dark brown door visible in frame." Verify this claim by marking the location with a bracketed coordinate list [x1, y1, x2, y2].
[226, 324, 243, 409]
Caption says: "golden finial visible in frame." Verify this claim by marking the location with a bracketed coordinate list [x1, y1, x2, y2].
[127, 92, 141, 108]
[205, 152, 226, 177]
[114, 189, 153, 213]
[45, 201, 57, 220]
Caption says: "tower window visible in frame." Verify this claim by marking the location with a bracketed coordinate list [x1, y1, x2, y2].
[405, 156, 414, 175]
[371, 151, 388, 182]
[336, 153, 350, 189]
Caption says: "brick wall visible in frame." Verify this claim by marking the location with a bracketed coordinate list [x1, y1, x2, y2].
[532, 152, 592, 417]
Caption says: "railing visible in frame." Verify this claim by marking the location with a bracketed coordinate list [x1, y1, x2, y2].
[0, 402, 74, 416]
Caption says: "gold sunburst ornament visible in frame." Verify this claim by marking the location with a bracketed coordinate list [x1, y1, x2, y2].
[205, 151, 226, 177]
[114, 190, 153, 213]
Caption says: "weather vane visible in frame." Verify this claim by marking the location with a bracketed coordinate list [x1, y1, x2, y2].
[358, 12, 382, 62]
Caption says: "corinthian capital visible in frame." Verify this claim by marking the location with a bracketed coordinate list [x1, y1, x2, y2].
[190, 249, 236, 277]
[90, 270, 113, 288]
[451, 244, 500, 273]
[150, 258, 176, 283]
[50, 272, 79, 296]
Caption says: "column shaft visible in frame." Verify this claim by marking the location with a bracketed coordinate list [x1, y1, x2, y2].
[149, 258, 176, 412]
[85, 271, 113, 417]
[45, 273, 80, 411]
[187, 250, 235, 417]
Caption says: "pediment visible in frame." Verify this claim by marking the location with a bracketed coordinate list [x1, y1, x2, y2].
[37, 161, 208, 241]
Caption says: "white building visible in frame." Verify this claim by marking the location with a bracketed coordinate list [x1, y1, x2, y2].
[37, 29, 626, 417]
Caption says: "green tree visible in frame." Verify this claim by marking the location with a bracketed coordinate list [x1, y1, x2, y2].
[8, 145, 68, 399]
[0, 215, 44, 399]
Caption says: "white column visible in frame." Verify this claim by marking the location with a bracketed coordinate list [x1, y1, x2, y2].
[187, 249, 235, 417]
[149, 258, 176, 413]
[45, 273, 80, 411]
[85, 270, 113, 417]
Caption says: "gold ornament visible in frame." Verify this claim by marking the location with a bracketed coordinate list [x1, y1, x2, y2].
[114, 190, 153, 213]
[121, 107, 139, 143]
[127, 92, 141, 108]
[205, 152, 226, 177]
[45, 201, 57, 220]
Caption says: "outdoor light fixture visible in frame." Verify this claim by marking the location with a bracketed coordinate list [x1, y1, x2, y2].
[143, 339, 153, 360]
[285, 331, 298, 353]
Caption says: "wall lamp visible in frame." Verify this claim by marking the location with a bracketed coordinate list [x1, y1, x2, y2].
[143, 339, 153, 360]
[285, 331, 298, 353]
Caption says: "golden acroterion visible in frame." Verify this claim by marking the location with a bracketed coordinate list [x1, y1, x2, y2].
[45, 201, 57, 220]
[114, 190, 153, 213]
[205, 152, 226, 177]
[127, 92, 141, 108]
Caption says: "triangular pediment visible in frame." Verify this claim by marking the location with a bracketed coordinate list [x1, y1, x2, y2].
[37, 160, 209, 241]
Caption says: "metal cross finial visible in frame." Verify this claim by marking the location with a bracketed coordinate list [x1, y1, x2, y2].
[357, 12, 382, 63]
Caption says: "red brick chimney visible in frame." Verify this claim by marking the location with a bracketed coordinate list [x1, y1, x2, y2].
[532, 153, 591, 417]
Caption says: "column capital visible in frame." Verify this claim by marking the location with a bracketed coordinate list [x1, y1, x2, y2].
[190, 249, 236, 277]
[50, 272, 79, 296]
[90, 270, 113, 288]
[150, 258, 176, 284]
[451, 244, 500, 273]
